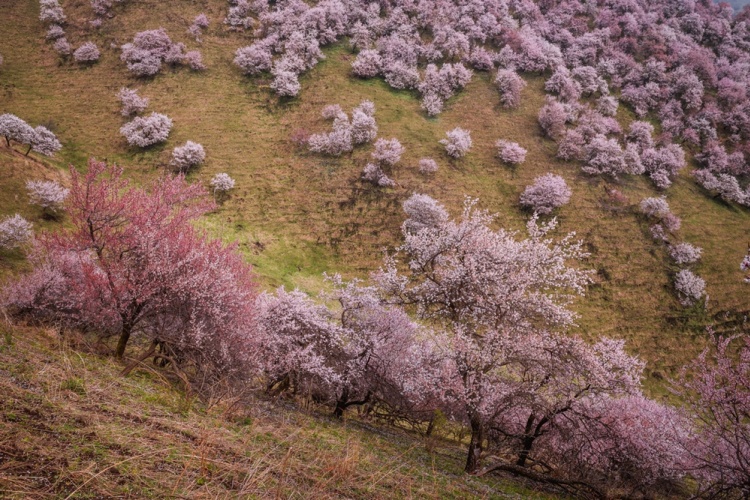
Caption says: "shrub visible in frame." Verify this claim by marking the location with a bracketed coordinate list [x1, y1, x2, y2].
[352, 49, 382, 78]
[402, 193, 449, 234]
[440, 128, 472, 158]
[170, 141, 206, 172]
[520, 173, 572, 214]
[350, 101, 377, 145]
[117, 88, 149, 116]
[372, 138, 404, 166]
[495, 69, 526, 109]
[496, 140, 527, 165]
[210, 172, 235, 193]
[234, 44, 273, 75]
[73, 42, 100, 63]
[120, 28, 184, 77]
[120, 112, 172, 148]
[669, 243, 702, 265]
[418, 158, 438, 174]
[30, 126, 61, 157]
[45, 24, 64, 40]
[538, 97, 568, 140]
[0, 214, 33, 250]
[26, 180, 69, 215]
[582, 135, 628, 177]
[674, 269, 706, 306]
[270, 69, 301, 97]
[362, 163, 394, 187]
[53, 37, 71, 56]
[184, 51, 205, 71]
[39, 0, 66, 24]
[639, 197, 671, 219]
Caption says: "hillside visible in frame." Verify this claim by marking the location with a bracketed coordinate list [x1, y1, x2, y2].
[2, 0, 750, 496]
[2, 0, 749, 377]
[0, 321, 552, 499]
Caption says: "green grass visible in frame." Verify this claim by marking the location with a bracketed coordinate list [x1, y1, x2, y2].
[1, 0, 749, 380]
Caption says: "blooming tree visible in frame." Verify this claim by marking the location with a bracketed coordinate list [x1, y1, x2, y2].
[675, 335, 750, 497]
[669, 243, 702, 265]
[374, 198, 596, 473]
[495, 69, 526, 109]
[0, 214, 33, 250]
[372, 138, 404, 166]
[440, 128, 472, 158]
[170, 141, 206, 172]
[0, 114, 36, 148]
[210, 173, 235, 194]
[120, 112, 172, 148]
[674, 269, 706, 306]
[496, 140, 527, 165]
[26, 180, 69, 216]
[73, 42, 100, 63]
[520, 174, 572, 215]
[402, 193, 449, 235]
[117, 88, 149, 116]
[2, 160, 257, 382]
[418, 158, 438, 174]
[29, 126, 62, 157]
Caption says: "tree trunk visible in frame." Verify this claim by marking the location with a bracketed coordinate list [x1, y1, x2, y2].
[465, 415, 484, 474]
[333, 387, 349, 418]
[115, 325, 132, 359]
[4, 136, 10, 147]
[425, 415, 436, 437]
[516, 435, 536, 467]
[25, 144, 32, 156]
[516, 413, 537, 467]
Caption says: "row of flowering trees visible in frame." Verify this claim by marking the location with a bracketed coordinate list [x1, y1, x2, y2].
[2, 164, 749, 497]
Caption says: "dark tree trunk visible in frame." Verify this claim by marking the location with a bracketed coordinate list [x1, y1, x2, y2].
[465, 415, 484, 474]
[516, 435, 536, 467]
[516, 413, 537, 467]
[25, 144, 32, 156]
[4, 136, 10, 147]
[425, 415, 436, 437]
[115, 324, 132, 359]
[333, 387, 350, 418]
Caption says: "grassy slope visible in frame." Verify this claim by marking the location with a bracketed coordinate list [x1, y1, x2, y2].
[1, 0, 749, 381]
[0, 323, 549, 499]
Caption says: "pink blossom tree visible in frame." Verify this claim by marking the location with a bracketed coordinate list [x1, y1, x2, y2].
[520, 174, 572, 214]
[440, 128, 472, 158]
[495, 69, 526, 109]
[675, 335, 750, 497]
[1, 160, 259, 370]
[418, 158, 438, 174]
[73, 42, 100, 63]
[496, 140, 527, 166]
[117, 88, 149, 117]
[674, 269, 705, 306]
[0, 214, 33, 250]
[170, 141, 206, 172]
[374, 199, 595, 473]
[402, 193, 448, 235]
[120, 112, 172, 148]
[372, 138, 404, 166]
[26, 180, 69, 217]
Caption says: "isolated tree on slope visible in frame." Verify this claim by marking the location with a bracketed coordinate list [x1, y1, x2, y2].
[3, 160, 256, 369]
[374, 198, 596, 473]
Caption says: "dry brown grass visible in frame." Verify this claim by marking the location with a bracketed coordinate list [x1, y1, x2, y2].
[0, 0, 749, 382]
[0, 321, 549, 499]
